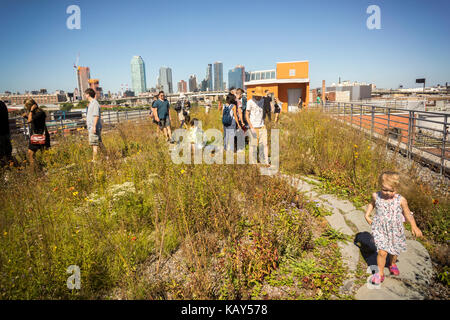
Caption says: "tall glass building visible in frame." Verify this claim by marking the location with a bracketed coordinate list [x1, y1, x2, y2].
[214, 62, 223, 91]
[130, 56, 147, 95]
[158, 67, 173, 93]
[228, 65, 245, 90]
[206, 64, 213, 91]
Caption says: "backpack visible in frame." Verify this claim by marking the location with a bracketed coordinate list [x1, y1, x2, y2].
[222, 104, 233, 127]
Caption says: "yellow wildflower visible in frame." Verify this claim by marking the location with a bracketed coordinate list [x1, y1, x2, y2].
[73, 191, 79, 196]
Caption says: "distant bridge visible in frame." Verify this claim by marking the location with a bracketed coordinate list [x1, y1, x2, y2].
[104, 91, 230, 106]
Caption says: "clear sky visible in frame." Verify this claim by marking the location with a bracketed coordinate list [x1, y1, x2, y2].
[1, 0, 449, 93]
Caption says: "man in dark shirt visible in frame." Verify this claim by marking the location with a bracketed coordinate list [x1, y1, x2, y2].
[0, 100, 13, 166]
[263, 90, 272, 122]
[152, 91, 174, 143]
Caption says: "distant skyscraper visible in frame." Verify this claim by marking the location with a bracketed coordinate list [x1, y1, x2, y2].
[158, 67, 173, 93]
[88, 79, 103, 99]
[228, 65, 245, 90]
[206, 64, 213, 91]
[200, 79, 208, 92]
[214, 62, 223, 91]
[177, 80, 187, 93]
[77, 66, 90, 98]
[130, 56, 147, 95]
[189, 75, 198, 92]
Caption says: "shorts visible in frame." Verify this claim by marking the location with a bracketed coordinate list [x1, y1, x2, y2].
[89, 132, 102, 146]
[158, 117, 170, 129]
[274, 108, 281, 114]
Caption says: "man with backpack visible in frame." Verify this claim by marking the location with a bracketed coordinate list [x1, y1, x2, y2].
[152, 91, 174, 143]
[246, 87, 269, 165]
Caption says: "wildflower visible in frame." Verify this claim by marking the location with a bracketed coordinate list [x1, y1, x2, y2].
[131, 236, 137, 241]
[354, 144, 358, 148]
[3, 231, 7, 236]
[53, 245, 57, 251]
[53, 187, 58, 192]
[180, 169, 185, 174]
[433, 199, 439, 205]
[73, 191, 79, 196]
[68, 186, 75, 191]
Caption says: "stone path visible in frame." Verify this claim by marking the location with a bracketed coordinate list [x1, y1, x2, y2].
[279, 173, 434, 300]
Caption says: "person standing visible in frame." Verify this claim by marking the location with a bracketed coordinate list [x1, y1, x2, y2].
[246, 87, 269, 165]
[263, 90, 272, 122]
[150, 95, 158, 123]
[152, 91, 174, 143]
[204, 97, 211, 114]
[22, 99, 51, 168]
[297, 97, 303, 110]
[273, 97, 282, 123]
[0, 100, 13, 166]
[175, 94, 186, 129]
[85, 88, 104, 162]
[222, 93, 240, 152]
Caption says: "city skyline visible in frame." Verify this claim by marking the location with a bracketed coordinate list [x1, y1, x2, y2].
[1, 0, 449, 93]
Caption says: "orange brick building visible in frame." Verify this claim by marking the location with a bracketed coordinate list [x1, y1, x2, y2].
[244, 61, 309, 112]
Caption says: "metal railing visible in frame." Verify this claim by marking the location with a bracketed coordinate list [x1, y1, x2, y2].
[9, 109, 151, 137]
[307, 102, 449, 176]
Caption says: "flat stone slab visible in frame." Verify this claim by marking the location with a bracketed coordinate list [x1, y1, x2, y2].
[280, 174, 315, 192]
[355, 277, 424, 300]
[301, 176, 322, 185]
[396, 240, 434, 287]
[318, 193, 340, 204]
[324, 212, 354, 236]
[338, 242, 360, 272]
[303, 190, 319, 199]
[345, 210, 371, 233]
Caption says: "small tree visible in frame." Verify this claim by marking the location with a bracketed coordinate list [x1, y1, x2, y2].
[60, 103, 74, 112]
[76, 100, 88, 109]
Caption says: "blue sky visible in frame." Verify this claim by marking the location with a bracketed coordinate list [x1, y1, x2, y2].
[1, 0, 449, 93]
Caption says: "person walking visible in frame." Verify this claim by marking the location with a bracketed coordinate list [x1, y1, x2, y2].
[152, 91, 174, 143]
[85, 88, 104, 162]
[246, 87, 269, 165]
[364, 171, 422, 285]
[0, 100, 13, 167]
[22, 99, 50, 168]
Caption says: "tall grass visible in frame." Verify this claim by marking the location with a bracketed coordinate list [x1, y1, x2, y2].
[2, 111, 340, 299]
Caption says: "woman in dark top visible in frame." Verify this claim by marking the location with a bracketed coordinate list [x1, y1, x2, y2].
[22, 99, 50, 166]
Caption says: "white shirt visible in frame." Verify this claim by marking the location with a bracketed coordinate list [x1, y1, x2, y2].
[246, 98, 265, 128]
